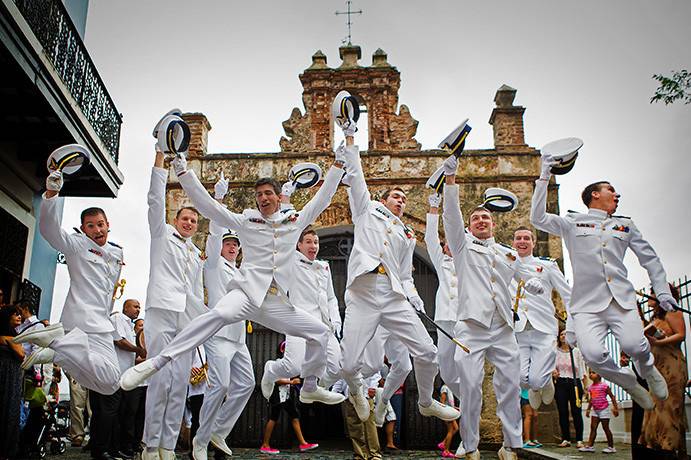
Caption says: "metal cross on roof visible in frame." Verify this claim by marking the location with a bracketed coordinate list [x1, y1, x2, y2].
[335, 0, 363, 46]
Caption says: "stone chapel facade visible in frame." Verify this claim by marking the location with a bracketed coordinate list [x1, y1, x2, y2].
[165, 45, 564, 447]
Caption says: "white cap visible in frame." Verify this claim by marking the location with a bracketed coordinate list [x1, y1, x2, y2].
[47, 144, 91, 176]
[288, 162, 323, 189]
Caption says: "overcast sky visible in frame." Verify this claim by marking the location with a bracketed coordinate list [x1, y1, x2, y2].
[50, 0, 691, 321]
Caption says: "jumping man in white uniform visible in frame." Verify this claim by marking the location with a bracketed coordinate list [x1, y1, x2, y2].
[531, 155, 676, 410]
[192, 175, 254, 460]
[15, 170, 123, 396]
[120, 144, 349, 407]
[441, 155, 544, 460]
[511, 226, 571, 410]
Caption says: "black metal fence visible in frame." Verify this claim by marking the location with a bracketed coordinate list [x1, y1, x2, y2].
[12, 0, 122, 162]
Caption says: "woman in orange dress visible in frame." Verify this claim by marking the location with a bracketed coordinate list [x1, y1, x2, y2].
[641, 284, 687, 458]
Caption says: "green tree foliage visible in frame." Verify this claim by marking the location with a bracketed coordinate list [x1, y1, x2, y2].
[651, 70, 691, 105]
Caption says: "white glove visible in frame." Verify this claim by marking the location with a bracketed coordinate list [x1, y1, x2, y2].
[657, 292, 679, 312]
[539, 155, 555, 180]
[334, 141, 346, 164]
[281, 181, 297, 198]
[343, 122, 357, 137]
[172, 156, 187, 177]
[46, 170, 64, 192]
[442, 155, 458, 176]
[523, 278, 545, 295]
[214, 172, 229, 199]
[409, 295, 425, 313]
[428, 193, 441, 208]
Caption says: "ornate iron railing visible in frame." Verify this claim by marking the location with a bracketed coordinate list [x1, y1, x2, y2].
[13, 0, 122, 162]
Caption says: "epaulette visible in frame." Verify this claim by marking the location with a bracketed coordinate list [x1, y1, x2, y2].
[499, 242, 514, 251]
[73, 227, 82, 234]
[611, 214, 631, 219]
[108, 241, 123, 249]
[537, 255, 556, 262]
[566, 210, 581, 214]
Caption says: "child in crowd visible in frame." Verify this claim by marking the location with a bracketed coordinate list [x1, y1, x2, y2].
[520, 388, 541, 448]
[437, 383, 460, 458]
[579, 370, 619, 454]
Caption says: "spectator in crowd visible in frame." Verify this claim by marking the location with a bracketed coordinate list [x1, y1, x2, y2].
[68, 374, 89, 447]
[260, 341, 318, 455]
[132, 318, 147, 454]
[641, 285, 687, 457]
[553, 329, 586, 448]
[112, 299, 144, 458]
[334, 379, 381, 460]
[0, 305, 25, 460]
[15, 300, 46, 365]
[372, 372, 398, 453]
[437, 383, 460, 457]
[520, 388, 540, 448]
[579, 370, 618, 454]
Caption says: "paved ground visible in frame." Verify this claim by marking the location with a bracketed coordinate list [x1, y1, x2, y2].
[518, 442, 631, 460]
[48, 442, 632, 460]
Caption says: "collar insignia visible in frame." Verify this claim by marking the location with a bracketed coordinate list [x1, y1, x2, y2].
[172, 233, 186, 241]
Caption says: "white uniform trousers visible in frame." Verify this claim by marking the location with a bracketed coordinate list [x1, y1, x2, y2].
[157, 288, 329, 381]
[574, 299, 654, 390]
[361, 327, 413, 403]
[516, 325, 557, 391]
[143, 308, 195, 450]
[265, 332, 341, 388]
[52, 328, 120, 395]
[341, 273, 438, 406]
[195, 337, 254, 446]
[454, 314, 522, 452]
[436, 319, 461, 396]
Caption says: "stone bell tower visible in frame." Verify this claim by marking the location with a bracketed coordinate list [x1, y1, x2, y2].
[280, 45, 421, 152]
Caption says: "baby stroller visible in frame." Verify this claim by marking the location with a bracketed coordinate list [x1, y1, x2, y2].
[20, 373, 68, 458]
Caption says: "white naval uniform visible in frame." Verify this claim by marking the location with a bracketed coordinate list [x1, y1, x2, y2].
[360, 326, 412, 403]
[150, 165, 342, 383]
[424, 213, 461, 394]
[195, 220, 254, 448]
[340, 146, 438, 407]
[530, 178, 673, 390]
[264, 251, 342, 388]
[38, 194, 122, 395]
[512, 255, 571, 391]
[144, 167, 207, 450]
[442, 184, 523, 452]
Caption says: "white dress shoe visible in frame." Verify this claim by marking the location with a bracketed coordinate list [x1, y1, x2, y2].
[373, 397, 387, 427]
[348, 392, 371, 422]
[191, 437, 207, 460]
[210, 434, 232, 456]
[626, 382, 654, 410]
[646, 366, 669, 401]
[21, 347, 55, 370]
[158, 448, 176, 460]
[498, 446, 517, 460]
[418, 400, 460, 421]
[299, 386, 346, 405]
[454, 441, 466, 458]
[528, 388, 542, 410]
[141, 449, 160, 460]
[260, 362, 275, 400]
[465, 450, 481, 460]
[13, 323, 64, 348]
[541, 379, 555, 405]
[120, 360, 158, 391]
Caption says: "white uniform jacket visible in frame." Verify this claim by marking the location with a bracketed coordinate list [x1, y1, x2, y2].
[442, 184, 523, 329]
[512, 255, 571, 335]
[178, 165, 342, 307]
[345, 148, 418, 301]
[204, 220, 245, 343]
[530, 179, 672, 314]
[146, 168, 205, 314]
[424, 213, 460, 322]
[40, 194, 123, 333]
[289, 251, 340, 327]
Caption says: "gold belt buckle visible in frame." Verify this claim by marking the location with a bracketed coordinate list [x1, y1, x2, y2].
[268, 286, 278, 296]
[377, 265, 386, 275]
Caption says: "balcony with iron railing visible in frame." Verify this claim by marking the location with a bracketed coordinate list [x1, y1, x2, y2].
[11, 0, 122, 163]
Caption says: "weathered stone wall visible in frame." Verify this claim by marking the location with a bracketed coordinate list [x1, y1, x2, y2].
[165, 45, 566, 445]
